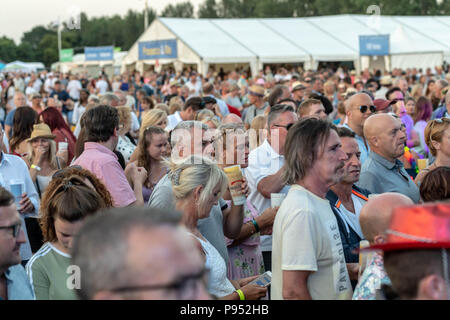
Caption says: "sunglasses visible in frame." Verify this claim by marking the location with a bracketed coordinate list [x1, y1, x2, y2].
[359, 105, 377, 114]
[273, 123, 294, 131]
[52, 165, 83, 179]
[0, 221, 22, 238]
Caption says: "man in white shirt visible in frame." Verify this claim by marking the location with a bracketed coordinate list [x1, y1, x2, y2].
[271, 118, 352, 300]
[166, 97, 206, 131]
[186, 72, 202, 96]
[44, 73, 54, 94]
[67, 75, 82, 101]
[245, 104, 298, 272]
[96, 75, 109, 95]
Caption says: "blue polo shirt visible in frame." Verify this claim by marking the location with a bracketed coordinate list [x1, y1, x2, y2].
[1, 265, 35, 300]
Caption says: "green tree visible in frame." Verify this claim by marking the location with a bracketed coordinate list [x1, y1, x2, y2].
[0, 37, 17, 62]
[162, 2, 195, 18]
[198, 0, 221, 18]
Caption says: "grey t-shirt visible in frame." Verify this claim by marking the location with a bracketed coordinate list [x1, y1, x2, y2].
[243, 102, 269, 125]
[148, 174, 229, 264]
[357, 151, 420, 203]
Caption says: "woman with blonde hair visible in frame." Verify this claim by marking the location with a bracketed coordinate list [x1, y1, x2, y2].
[140, 109, 168, 135]
[169, 155, 267, 300]
[154, 103, 170, 115]
[129, 109, 169, 163]
[249, 115, 267, 150]
[410, 84, 423, 100]
[196, 109, 220, 129]
[415, 118, 450, 185]
[116, 106, 136, 163]
[27, 123, 66, 198]
[213, 123, 277, 281]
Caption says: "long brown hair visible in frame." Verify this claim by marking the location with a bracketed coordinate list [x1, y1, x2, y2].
[9, 107, 38, 153]
[137, 126, 167, 185]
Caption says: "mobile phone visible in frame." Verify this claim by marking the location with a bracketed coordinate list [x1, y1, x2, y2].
[249, 271, 272, 287]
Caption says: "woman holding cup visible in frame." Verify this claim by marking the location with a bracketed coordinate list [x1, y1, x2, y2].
[214, 123, 278, 280]
[27, 123, 66, 198]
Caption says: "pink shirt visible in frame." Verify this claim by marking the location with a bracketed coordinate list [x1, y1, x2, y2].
[74, 142, 136, 207]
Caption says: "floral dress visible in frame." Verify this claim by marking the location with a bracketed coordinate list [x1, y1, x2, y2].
[225, 199, 265, 280]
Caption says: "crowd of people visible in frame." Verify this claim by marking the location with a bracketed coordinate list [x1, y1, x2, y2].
[0, 62, 449, 300]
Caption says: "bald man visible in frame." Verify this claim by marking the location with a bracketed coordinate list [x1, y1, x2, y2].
[357, 114, 420, 203]
[343, 92, 375, 164]
[222, 113, 244, 124]
[352, 193, 413, 300]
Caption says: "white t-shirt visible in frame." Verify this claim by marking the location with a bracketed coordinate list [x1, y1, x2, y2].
[186, 80, 202, 96]
[67, 80, 82, 100]
[167, 111, 183, 131]
[271, 184, 353, 300]
[72, 102, 86, 127]
[245, 139, 289, 252]
[96, 79, 108, 95]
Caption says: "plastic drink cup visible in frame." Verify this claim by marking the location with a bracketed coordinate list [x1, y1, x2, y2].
[58, 142, 68, 151]
[9, 180, 24, 205]
[270, 193, 286, 208]
[417, 158, 429, 171]
[223, 165, 246, 206]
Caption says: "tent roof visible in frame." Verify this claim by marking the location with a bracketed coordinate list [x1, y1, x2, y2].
[128, 15, 450, 66]
[159, 18, 255, 62]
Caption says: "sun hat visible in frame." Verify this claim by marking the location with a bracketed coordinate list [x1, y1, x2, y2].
[27, 123, 56, 142]
[248, 85, 265, 97]
[363, 203, 450, 252]
[291, 81, 306, 92]
[380, 75, 393, 86]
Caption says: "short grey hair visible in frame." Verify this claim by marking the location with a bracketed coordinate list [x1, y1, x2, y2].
[72, 206, 182, 300]
[267, 104, 295, 129]
[171, 120, 208, 148]
[213, 122, 246, 160]
[168, 155, 227, 214]
[436, 79, 448, 89]
[99, 92, 119, 106]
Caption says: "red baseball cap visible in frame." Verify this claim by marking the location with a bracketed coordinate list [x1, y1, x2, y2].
[363, 203, 450, 252]
[374, 99, 396, 112]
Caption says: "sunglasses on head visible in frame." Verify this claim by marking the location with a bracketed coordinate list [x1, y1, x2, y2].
[359, 105, 377, 114]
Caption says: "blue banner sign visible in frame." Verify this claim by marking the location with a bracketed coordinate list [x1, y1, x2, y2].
[359, 35, 389, 56]
[85, 46, 114, 61]
[138, 39, 178, 60]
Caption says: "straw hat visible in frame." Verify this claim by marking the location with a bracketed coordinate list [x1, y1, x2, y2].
[363, 203, 450, 252]
[380, 75, 393, 86]
[248, 85, 265, 97]
[27, 123, 56, 142]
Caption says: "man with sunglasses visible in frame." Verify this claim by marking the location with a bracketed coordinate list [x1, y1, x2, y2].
[246, 104, 298, 273]
[343, 92, 375, 165]
[72, 206, 210, 300]
[0, 187, 35, 300]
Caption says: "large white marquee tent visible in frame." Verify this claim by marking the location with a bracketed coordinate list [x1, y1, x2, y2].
[122, 15, 450, 76]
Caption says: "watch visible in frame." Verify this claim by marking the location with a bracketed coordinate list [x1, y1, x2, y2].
[31, 164, 41, 171]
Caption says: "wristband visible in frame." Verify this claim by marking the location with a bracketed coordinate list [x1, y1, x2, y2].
[252, 219, 260, 233]
[236, 289, 245, 300]
[31, 164, 41, 171]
